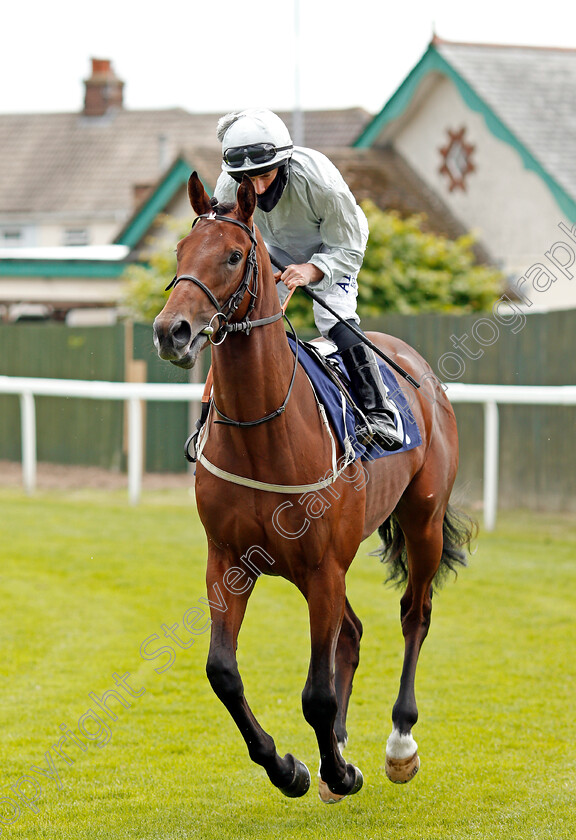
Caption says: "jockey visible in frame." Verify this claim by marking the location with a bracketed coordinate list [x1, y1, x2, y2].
[214, 108, 402, 451]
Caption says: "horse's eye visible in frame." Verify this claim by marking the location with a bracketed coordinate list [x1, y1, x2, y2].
[229, 251, 243, 266]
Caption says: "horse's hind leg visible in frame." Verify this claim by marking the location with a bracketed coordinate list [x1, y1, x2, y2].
[334, 598, 363, 751]
[205, 552, 311, 798]
[385, 510, 444, 783]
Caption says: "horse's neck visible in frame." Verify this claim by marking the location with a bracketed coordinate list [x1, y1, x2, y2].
[210, 274, 295, 421]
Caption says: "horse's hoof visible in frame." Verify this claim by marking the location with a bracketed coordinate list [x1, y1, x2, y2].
[348, 765, 364, 795]
[280, 757, 311, 798]
[385, 750, 420, 784]
[318, 765, 363, 804]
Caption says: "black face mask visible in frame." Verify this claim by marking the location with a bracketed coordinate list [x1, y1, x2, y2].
[256, 164, 288, 212]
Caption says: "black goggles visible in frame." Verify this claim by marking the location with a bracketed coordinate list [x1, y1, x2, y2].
[223, 143, 293, 169]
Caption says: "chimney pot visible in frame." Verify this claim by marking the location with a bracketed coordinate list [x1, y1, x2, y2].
[91, 58, 111, 76]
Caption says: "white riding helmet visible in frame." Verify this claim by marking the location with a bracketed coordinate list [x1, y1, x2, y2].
[218, 109, 293, 175]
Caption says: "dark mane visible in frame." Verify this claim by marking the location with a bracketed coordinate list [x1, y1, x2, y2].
[209, 196, 236, 215]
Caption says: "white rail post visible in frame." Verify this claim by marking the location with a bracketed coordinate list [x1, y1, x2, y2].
[20, 391, 37, 495]
[127, 397, 143, 506]
[483, 400, 499, 532]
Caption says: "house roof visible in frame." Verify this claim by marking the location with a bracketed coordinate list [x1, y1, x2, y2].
[355, 38, 576, 222]
[0, 107, 370, 228]
[0, 109, 213, 219]
[279, 109, 370, 148]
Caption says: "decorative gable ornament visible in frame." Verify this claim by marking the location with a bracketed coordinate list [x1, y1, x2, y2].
[439, 127, 475, 192]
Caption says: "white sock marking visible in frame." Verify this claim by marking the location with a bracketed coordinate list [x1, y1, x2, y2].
[386, 728, 418, 760]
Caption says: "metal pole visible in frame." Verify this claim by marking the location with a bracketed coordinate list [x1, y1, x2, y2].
[483, 400, 499, 532]
[20, 391, 36, 495]
[292, 0, 304, 145]
[128, 397, 143, 505]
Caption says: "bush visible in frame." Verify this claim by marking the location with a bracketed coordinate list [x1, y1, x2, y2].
[358, 200, 502, 316]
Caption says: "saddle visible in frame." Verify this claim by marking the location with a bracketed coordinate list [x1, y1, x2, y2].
[287, 336, 422, 463]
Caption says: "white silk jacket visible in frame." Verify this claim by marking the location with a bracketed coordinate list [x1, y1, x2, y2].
[214, 147, 369, 293]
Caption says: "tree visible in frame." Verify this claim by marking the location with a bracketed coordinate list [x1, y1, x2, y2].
[121, 203, 502, 327]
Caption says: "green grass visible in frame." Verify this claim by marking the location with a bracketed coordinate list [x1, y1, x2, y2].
[0, 488, 575, 839]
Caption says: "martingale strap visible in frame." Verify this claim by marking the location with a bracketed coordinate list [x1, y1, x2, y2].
[195, 386, 357, 493]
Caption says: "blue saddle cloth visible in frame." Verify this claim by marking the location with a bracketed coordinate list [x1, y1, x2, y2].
[288, 337, 422, 462]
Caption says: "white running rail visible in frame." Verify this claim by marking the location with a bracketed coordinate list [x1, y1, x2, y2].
[1, 376, 575, 525]
[446, 383, 576, 530]
[0, 376, 204, 505]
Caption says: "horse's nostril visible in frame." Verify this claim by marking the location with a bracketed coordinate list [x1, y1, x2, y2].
[171, 320, 192, 348]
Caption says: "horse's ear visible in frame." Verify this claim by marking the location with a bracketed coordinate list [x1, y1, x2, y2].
[236, 175, 256, 224]
[188, 172, 213, 216]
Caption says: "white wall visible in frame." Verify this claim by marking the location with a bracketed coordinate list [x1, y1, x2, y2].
[0, 219, 122, 249]
[36, 220, 119, 248]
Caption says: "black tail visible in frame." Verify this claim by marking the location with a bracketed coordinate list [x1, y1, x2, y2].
[374, 504, 477, 590]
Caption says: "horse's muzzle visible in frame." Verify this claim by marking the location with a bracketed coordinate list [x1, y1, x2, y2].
[153, 315, 205, 368]
[153, 314, 190, 356]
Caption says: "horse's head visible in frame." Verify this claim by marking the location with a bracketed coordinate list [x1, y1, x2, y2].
[153, 171, 259, 368]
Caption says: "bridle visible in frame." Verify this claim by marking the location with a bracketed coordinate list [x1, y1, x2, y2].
[165, 212, 267, 345]
[166, 211, 299, 429]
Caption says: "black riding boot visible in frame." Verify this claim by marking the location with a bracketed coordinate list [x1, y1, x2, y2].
[340, 342, 403, 451]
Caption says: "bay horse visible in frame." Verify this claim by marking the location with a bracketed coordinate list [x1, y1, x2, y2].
[153, 172, 474, 803]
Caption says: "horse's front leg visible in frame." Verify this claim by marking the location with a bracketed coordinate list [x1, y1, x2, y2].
[334, 598, 363, 751]
[302, 567, 363, 804]
[205, 551, 310, 798]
